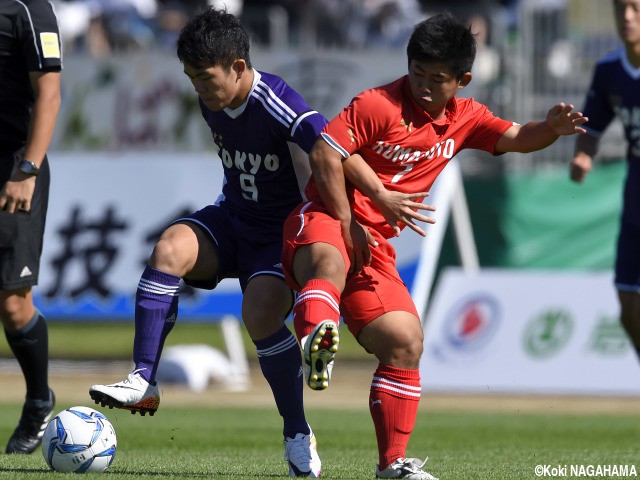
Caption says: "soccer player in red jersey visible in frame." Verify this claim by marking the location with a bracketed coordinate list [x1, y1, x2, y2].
[570, 0, 640, 363]
[281, 13, 588, 480]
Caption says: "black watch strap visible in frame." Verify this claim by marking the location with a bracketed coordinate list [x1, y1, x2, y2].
[18, 159, 39, 176]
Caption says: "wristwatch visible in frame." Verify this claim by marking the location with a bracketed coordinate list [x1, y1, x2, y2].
[18, 159, 40, 176]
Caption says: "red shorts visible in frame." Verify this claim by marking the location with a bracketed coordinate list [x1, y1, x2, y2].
[282, 202, 418, 337]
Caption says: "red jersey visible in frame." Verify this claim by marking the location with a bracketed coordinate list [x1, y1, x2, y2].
[305, 76, 513, 238]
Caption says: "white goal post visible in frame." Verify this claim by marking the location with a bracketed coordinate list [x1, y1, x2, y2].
[408, 158, 480, 327]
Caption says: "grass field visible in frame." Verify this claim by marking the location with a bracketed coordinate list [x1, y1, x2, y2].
[1, 322, 639, 479]
[0, 403, 638, 479]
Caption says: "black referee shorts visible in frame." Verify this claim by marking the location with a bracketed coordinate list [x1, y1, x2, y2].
[0, 146, 50, 291]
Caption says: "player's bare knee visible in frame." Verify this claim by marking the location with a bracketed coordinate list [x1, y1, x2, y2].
[149, 237, 190, 276]
[242, 292, 289, 339]
[397, 336, 424, 365]
[0, 293, 34, 329]
[371, 330, 423, 368]
[293, 244, 346, 289]
[243, 313, 284, 340]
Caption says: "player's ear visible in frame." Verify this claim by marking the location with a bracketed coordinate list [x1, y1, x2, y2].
[458, 72, 472, 88]
[232, 59, 247, 79]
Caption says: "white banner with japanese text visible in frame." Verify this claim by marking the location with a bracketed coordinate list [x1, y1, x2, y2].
[421, 268, 640, 395]
[37, 152, 243, 320]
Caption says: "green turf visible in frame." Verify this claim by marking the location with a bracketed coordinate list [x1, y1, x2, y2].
[0, 403, 638, 479]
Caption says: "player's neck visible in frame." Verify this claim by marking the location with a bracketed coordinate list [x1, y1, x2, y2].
[431, 109, 446, 120]
[624, 43, 640, 68]
[230, 68, 255, 110]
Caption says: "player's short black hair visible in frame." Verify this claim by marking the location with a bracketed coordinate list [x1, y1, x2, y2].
[176, 7, 251, 70]
[406, 13, 476, 79]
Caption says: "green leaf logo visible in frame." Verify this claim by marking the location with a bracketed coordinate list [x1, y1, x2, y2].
[523, 310, 573, 359]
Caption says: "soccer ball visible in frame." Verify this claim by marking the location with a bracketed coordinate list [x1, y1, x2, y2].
[41, 406, 117, 473]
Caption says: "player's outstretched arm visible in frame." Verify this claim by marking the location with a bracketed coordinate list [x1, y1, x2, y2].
[342, 154, 436, 237]
[570, 133, 599, 183]
[495, 103, 588, 154]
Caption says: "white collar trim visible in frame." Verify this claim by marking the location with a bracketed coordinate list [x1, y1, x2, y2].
[620, 49, 640, 80]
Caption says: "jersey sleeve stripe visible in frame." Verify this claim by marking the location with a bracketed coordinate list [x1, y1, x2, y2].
[13, 0, 43, 68]
[253, 82, 296, 127]
[320, 132, 349, 158]
[252, 89, 291, 128]
[291, 110, 320, 136]
[253, 93, 289, 127]
[255, 81, 297, 118]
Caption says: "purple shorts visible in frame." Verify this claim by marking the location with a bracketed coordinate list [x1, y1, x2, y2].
[174, 205, 285, 292]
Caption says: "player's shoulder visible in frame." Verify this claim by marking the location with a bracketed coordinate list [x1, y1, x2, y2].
[0, 0, 27, 17]
[22, 0, 53, 6]
[450, 96, 491, 119]
[255, 70, 285, 89]
[253, 70, 311, 108]
[3, 0, 59, 30]
[595, 48, 624, 68]
[251, 70, 323, 125]
[363, 76, 404, 99]
[354, 76, 406, 111]
[254, 70, 301, 99]
[7, 0, 56, 15]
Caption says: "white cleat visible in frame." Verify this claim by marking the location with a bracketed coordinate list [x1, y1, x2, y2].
[301, 320, 339, 390]
[89, 370, 160, 416]
[376, 457, 439, 479]
[284, 429, 322, 477]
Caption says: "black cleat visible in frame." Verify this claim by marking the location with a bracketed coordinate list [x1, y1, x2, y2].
[6, 389, 55, 454]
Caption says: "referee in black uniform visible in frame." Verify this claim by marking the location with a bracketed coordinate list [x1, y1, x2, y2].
[0, 0, 62, 454]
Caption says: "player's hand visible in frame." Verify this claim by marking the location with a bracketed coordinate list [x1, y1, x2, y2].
[373, 190, 436, 237]
[0, 171, 36, 214]
[340, 218, 375, 275]
[546, 103, 588, 136]
[569, 154, 592, 183]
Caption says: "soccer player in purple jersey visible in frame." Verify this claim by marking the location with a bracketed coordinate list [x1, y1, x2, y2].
[88, 8, 328, 476]
[570, 0, 640, 362]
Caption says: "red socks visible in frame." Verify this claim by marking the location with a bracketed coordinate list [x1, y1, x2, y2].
[369, 363, 421, 470]
[292, 279, 341, 342]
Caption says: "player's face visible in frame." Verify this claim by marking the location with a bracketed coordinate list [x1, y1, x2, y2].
[614, 0, 640, 45]
[183, 62, 242, 111]
[407, 60, 471, 119]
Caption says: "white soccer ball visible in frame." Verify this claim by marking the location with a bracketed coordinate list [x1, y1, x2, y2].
[41, 406, 117, 473]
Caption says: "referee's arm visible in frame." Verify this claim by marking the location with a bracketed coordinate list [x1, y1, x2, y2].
[24, 71, 61, 170]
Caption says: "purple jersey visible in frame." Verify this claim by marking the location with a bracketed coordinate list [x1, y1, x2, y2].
[581, 48, 640, 225]
[199, 70, 328, 227]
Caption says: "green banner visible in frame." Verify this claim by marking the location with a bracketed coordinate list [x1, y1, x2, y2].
[438, 161, 625, 271]
[502, 161, 624, 269]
